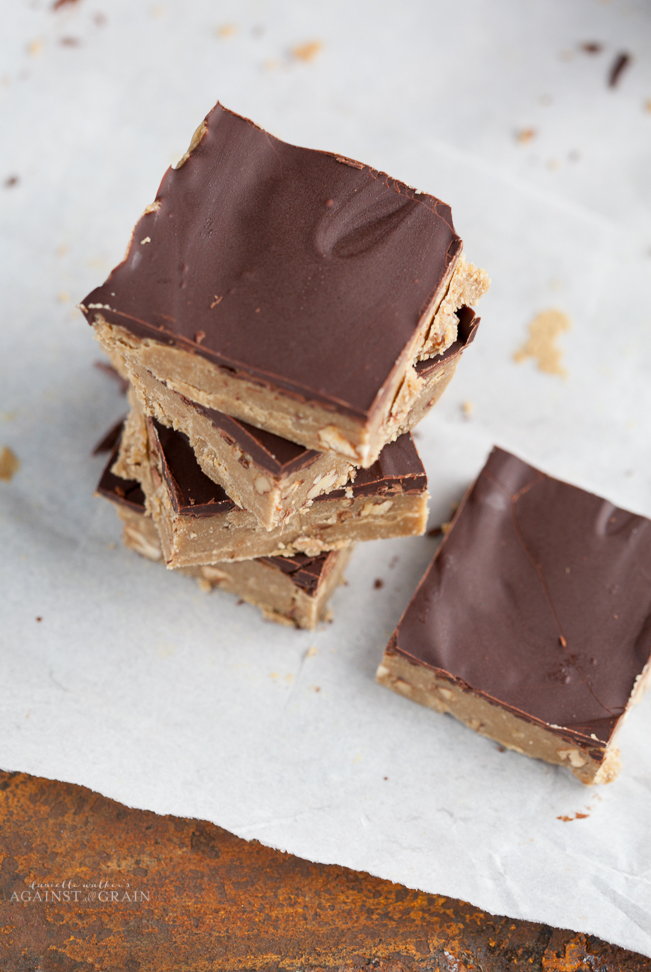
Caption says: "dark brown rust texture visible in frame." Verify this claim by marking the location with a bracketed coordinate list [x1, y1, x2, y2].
[0, 769, 647, 971]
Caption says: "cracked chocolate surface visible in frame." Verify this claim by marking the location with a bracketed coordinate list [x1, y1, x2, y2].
[391, 447, 651, 746]
[81, 103, 461, 418]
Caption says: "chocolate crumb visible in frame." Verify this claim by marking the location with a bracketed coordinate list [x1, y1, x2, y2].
[609, 52, 631, 88]
[36, 617, 42, 623]
[496, 745, 506, 754]
[92, 419, 124, 455]
[236, 598, 244, 606]
[580, 42, 602, 54]
[374, 578, 384, 589]
[427, 525, 444, 538]
[60, 37, 81, 46]
[4, 175, 19, 188]
[52, 0, 81, 9]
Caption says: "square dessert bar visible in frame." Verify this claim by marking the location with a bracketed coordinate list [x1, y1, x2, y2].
[124, 308, 479, 530]
[123, 383, 357, 531]
[97, 452, 352, 630]
[81, 103, 488, 467]
[116, 406, 429, 566]
[377, 447, 651, 784]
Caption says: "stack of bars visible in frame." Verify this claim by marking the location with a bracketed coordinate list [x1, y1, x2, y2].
[85, 104, 489, 629]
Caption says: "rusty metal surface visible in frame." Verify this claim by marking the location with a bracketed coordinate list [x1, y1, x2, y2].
[0, 769, 648, 972]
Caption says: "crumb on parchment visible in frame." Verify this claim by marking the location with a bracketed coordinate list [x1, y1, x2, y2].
[609, 52, 631, 88]
[0, 447, 20, 482]
[292, 41, 322, 62]
[513, 309, 571, 378]
[461, 400, 474, 419]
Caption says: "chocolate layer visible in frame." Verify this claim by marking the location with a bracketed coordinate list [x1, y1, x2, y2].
[391, 447, 651, 747]
[150, 419, 426, 518]
[81, 103, 461, 419]
[97, 445, 341, 595]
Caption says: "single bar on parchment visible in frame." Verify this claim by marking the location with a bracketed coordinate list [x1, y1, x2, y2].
[124, 308, 479, 531]
[96, 453, 353, 630]
[377, 447, 651, 784]
[116, 405, 428, 567]
[80, 103, 489, 467]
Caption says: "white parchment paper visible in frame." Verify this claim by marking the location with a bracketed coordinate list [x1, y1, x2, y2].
[2, 0, 651, 957]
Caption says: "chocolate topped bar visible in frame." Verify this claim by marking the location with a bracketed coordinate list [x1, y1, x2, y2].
[82, 104, 460, 416]
[377, 447, 651, 783]
[98, 453, 336, 594]
[97, 449, 353, 628]
[151, 418, 427, 519]
[116, 407, 428, 564]
[83, 104, 489, 465]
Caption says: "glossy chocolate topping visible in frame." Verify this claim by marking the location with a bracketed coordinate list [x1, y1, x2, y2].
[81, 103, 461, 418]
[96, 443, 336, 593]
[391, 447, 651, 746]
[149, 419, 426, 518]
